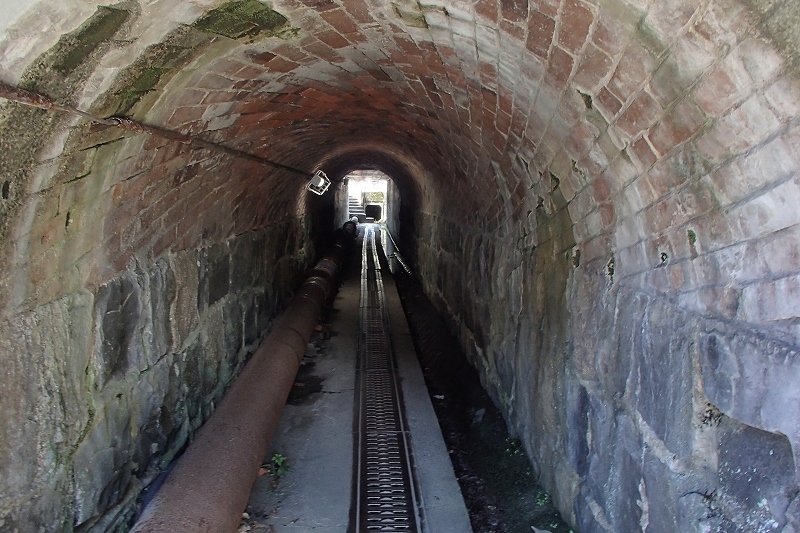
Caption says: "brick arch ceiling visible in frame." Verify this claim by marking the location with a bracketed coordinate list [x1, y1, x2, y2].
[2, 0, 799, 313]
[110, 0, 797, 231]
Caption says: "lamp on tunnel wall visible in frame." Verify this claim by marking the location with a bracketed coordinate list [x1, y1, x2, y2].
[306, 169, 331, 195]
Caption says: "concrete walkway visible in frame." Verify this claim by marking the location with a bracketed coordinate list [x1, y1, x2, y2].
[245, 226, 472, 533]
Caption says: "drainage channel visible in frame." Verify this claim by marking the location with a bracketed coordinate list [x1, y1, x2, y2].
[351, 225, 422, 533]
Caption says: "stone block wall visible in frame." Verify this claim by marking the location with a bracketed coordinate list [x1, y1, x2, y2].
[398, 0, 800, 530]
[0, 5, 326, 525]
[0, 218, 316, 531]
[412, 205, 800, 532]
[386, 178, 402, 240]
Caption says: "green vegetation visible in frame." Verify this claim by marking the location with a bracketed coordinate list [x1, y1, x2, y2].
[193, 0, 289, 39]
[114, 66, 171, 114]
[271, 453, 290, 479]
[52, 6, 130, 73]
[535, 491, 550, 507]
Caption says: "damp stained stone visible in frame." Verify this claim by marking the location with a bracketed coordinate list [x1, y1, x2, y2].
[741, 0, 800, 73]
[287, 364, 324, 405]
[244, 300, 259, 347]
[0, 3, 131, 246]
[198, 243, 230, 314]
[550, 172, 560, 191]
[567, 383, 590, 475]
[149, 259, 176, 360]
[716, 415, 798, 528]
[230, 232, 260, 293]
[94, 275, 141, 387]
[635, 299, 694, 458]
[223, 298, 244, 368]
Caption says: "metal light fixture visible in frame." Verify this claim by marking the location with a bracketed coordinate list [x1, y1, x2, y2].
[306, 169, 331, 195]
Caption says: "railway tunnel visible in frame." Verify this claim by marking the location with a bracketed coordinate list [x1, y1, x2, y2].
[1, 0, 799, 531]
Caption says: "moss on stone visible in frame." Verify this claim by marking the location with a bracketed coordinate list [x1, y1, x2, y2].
[52, 7, 130, 73]
[577, 90, 593, 110]
[192, 0, 289, 40]
[114, 66, 170, 115]
[0, 3, 133, 270]
[741, 0, 800, 77]
[635, 18, 669, 58]
[392, 2, 429, 29]
[129, 66, 167, 91]
[584, 106, 609, 134]
[95, 2, 292, 116]
[95, 25, 215, 116]
[601, 0, 647, 40]
[277, 26, 301, 40]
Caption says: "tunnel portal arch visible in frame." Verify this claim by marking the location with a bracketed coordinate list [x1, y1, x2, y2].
[0, 0, 799, 530]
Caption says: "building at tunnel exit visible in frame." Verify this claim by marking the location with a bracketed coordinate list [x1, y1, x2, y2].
[1, 0, 799, 531]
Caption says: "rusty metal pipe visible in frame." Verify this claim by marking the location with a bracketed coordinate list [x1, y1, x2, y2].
[131, 220, 357, 532]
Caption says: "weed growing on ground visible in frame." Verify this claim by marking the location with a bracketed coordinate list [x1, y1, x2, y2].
[271, 453, 290, 479]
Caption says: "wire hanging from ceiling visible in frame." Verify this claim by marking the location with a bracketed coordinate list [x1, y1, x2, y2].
[0, 80, 311, 177]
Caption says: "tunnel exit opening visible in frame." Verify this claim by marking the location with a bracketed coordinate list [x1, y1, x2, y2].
[346, 170, 388, 223]
[337, 170, 401, 242]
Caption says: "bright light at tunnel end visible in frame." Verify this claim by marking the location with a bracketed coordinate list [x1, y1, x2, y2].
[306, 169, 331, 195]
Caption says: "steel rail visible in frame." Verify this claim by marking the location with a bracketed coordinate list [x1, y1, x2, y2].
[352, 225, 421, 532]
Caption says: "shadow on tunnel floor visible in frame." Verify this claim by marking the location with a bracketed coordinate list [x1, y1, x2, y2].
[382, 244, 574, 533]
